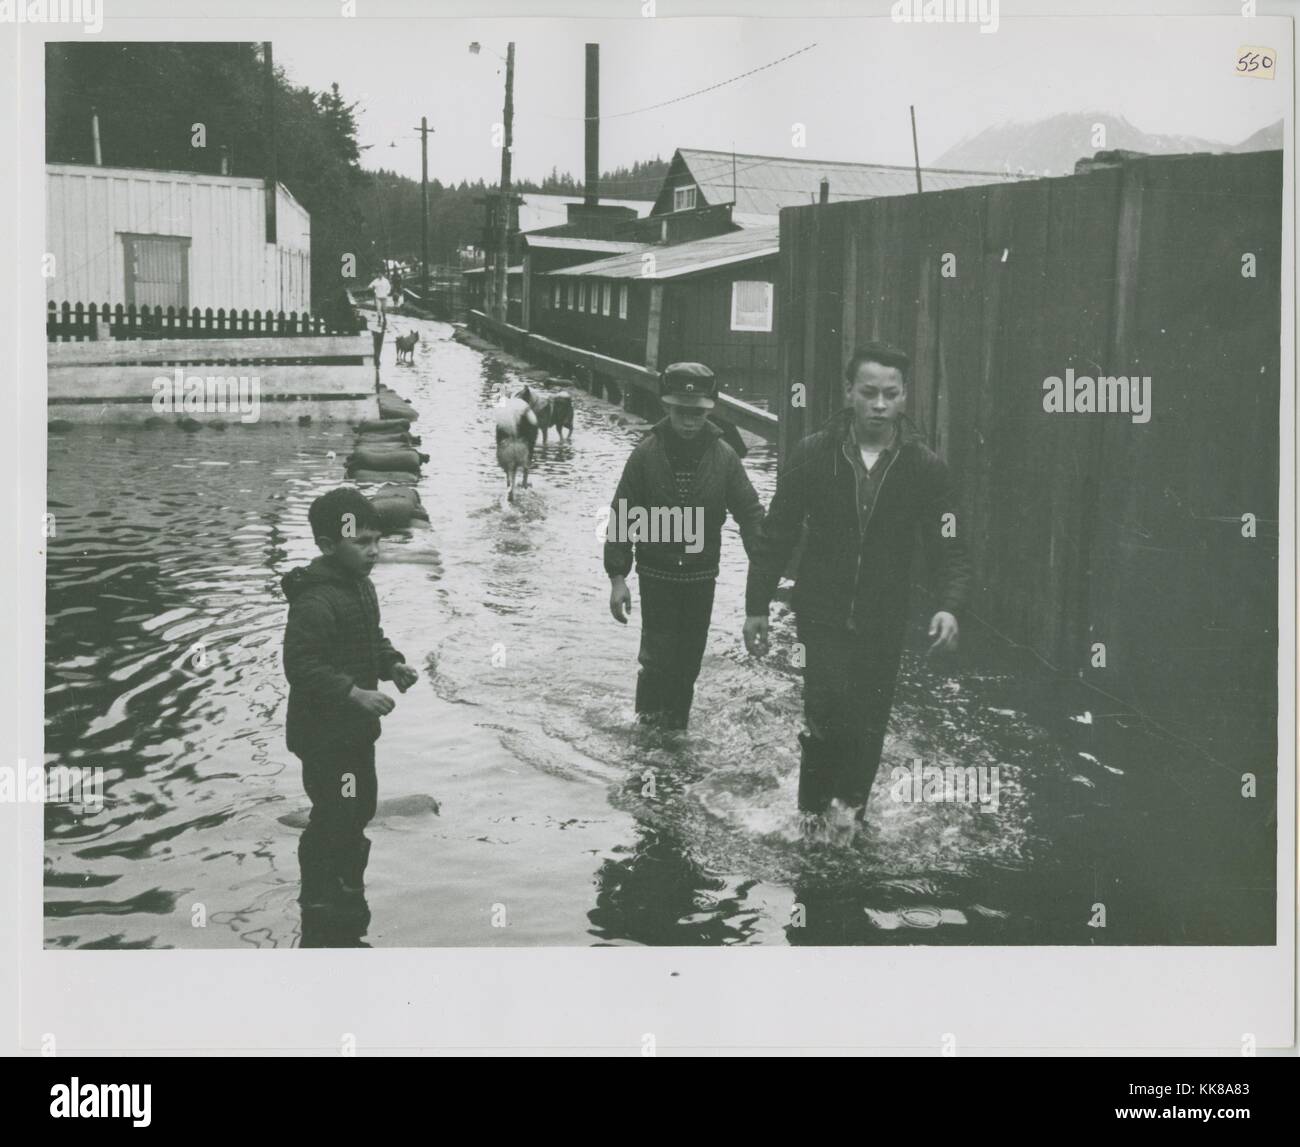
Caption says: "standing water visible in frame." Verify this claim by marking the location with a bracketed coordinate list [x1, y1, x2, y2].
[45, 316, 1273, 947]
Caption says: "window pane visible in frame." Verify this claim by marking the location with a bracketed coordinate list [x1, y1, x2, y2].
[730, 280, 773, 332]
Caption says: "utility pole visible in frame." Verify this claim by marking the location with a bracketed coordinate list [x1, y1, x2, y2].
[909, 104, 923, 195]
[584, 44, 599, 205]
[263, 42, 278, 244]
[494, 42, 515, 324]
[416, 117, 432, 298]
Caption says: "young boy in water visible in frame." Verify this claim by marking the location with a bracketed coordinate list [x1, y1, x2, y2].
[606, 362, 765, 729]
[281, 487, 418, 908]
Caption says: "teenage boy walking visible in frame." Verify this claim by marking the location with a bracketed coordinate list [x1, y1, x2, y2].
[743, 342, 970, 839]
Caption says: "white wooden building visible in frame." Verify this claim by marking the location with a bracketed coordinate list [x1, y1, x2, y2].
[46, 163, 311, 314]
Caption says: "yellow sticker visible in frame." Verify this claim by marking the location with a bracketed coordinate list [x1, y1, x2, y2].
[1235, 46, 1276, 79]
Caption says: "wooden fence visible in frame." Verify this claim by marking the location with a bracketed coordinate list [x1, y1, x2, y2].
[47, 300, 365, 342]
[778, 149, 1282, 761]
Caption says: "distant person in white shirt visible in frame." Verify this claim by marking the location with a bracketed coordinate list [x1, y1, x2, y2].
[368, 268, 392, 328]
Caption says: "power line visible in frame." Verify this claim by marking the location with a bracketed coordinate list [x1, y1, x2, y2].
[541, 43, 818, 121]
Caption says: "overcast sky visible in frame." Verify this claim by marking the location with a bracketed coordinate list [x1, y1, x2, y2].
[276, 13, 1289, 188]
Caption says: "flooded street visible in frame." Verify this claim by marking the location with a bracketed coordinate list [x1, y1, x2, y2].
[44, 315, 1274, 948]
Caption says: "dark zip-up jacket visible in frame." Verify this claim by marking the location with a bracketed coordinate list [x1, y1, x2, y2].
[745, 412, 970, 636]
[604, 418, 764, 579]
[281, 555, 406, 757]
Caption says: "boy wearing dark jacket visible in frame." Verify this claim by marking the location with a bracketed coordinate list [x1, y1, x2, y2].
[606, 362, 764, 729]
[282, 487, 418, 907]
[744, 342, 970, 839]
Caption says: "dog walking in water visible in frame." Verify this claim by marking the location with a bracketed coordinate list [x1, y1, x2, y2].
[494, 389, 539, 502]
[394, 329, 420, 365]
[550, 393, 575, 442]
[517, 384, 575, 446]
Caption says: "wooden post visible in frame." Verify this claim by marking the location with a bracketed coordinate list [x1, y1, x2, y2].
[420, 117, 430, 298]
[263, 42, 278, 245]
[494, 43, 515, 323]
[910, 105, 923, 195]
[584, 44, 599, 206]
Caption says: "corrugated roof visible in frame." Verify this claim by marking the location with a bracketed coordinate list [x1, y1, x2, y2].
[522, 236, 650, 254]
[544, 225, 779, 281]
[677, 148, 1026, 217]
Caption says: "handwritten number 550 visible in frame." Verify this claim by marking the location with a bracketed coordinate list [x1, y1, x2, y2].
[1236, 51, 1273, 73]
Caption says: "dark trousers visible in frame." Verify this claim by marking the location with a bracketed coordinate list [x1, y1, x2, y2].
[796, 617, 902, 813]
[297, 742, 378, 902]
[635, 575, 717, 729]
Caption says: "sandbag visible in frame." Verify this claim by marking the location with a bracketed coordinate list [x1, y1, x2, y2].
[356, 429, 420, 446]
[357, 418, 409, 433]
[370, 484, 429, 532]
[348, 468, 418, 484]
[347, 445, 424, 474]
[347, 455, 416, 473]
[374, 483, 427, 514]
[378, 396, 419, 422]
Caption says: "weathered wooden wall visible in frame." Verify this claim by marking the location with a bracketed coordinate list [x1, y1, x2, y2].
[659, 259, 780, 404]
[47, 334, 377, 424]
[46, 164, 312, 313]
[778, 150, 1282, 759]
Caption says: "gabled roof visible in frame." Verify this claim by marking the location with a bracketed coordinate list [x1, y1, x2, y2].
[544, 224, 779, 281]
[663, 148, 1027, 218]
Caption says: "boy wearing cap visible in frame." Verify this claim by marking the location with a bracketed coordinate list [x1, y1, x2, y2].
[606, 362, 765, 729]
[743, 342, 971, 841]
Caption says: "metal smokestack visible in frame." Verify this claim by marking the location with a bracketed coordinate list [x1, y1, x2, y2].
[584, 43, 599, 206]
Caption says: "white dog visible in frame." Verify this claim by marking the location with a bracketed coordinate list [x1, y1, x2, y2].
[494, 390, 539, 502]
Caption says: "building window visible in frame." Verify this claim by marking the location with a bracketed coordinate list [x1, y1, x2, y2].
[553, 281, 561, 308]
[567, 280, 575, 309]
[730, 280, 774, 332]
[601, 281, 612, 316]
[618, 283, 628, 320]
[580, 282, 588, 312]
[673, 185, 697, 212]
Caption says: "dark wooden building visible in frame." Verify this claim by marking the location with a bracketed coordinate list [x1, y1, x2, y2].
[530, 225, 780, 404]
